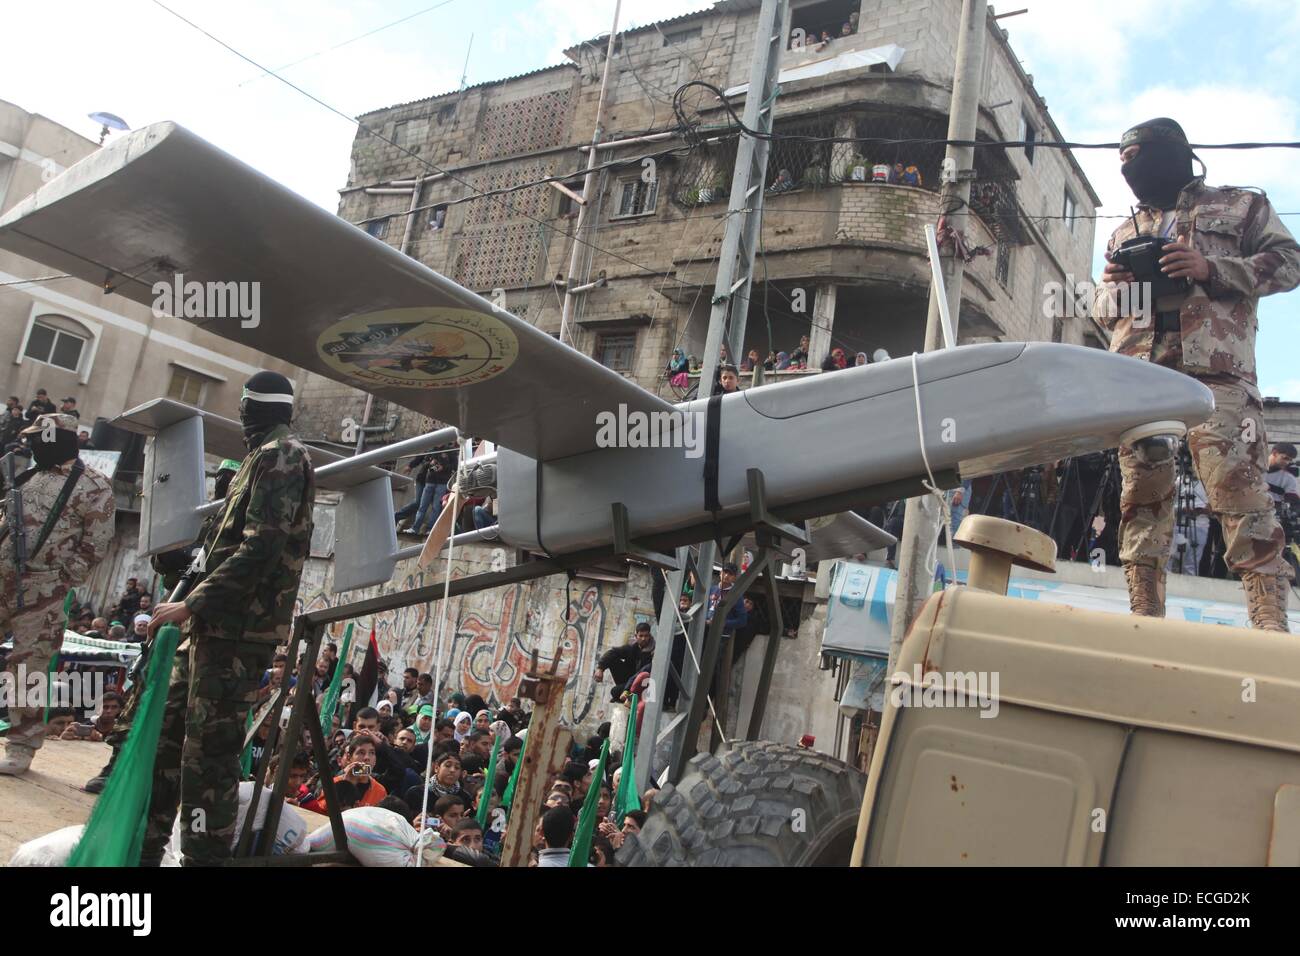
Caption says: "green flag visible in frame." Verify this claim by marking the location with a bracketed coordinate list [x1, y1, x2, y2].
[44, 591, 75, 724]
[501, 730, 529, 816]
[318, 622, 355, 736]
[613, 694, 642, 826]
[68, 624, 182, 867]
[239, 709, 255, 780]
[568, 737, 610, 867]
[475, 732, 504, 828]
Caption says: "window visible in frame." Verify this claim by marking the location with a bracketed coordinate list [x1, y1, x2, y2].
[24, 320, 86, 373]
[996, 241, 1012, 290]
[787, 0, 860, 48]
[1062, 189, 1077, 233]
[365, 218, 390, 239]
[428, 205, 448, 231]
[663, 26, 702, 46]
[596, 333, 636, 372]
[1017, 111, 1037, 164]
[612, 178, 658, 218]
[166, 367, 207, 405]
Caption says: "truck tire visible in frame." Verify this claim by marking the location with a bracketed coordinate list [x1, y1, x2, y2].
[617, 740, 866, 867]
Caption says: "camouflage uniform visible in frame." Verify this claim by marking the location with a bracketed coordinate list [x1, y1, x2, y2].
[1096, 177, 1300, 626]
[0, 414, 115, 759]
[141, 424, 314, 865]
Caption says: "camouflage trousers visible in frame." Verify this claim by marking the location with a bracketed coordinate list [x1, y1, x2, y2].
[141, 627, 272, 866]
[0, 571, 70, 751]
[1119, 379, 1290, 577]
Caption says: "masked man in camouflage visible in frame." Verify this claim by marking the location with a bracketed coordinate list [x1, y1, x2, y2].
[0, 413, 115, 774]
[1095, 118, 1300, 629]
[83, 457, 242, 794]
[141, 371, 315, 865]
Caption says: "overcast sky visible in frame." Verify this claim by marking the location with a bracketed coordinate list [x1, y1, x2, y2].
[3, 0, 1296, 396]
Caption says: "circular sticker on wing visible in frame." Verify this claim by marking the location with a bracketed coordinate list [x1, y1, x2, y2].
[316, 307, 518, 388]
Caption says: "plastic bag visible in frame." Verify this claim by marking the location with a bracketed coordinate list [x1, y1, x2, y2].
[162, 781, 309, 865]
[307, 806, 444, 867]
[9, 825, 85, 867]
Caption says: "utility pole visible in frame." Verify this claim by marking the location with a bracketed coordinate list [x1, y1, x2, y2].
[653, 0, 787, 784]
[887, 0, 988, 673]
[558, 0, 622, 347]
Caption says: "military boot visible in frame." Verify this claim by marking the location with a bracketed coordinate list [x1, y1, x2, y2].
[84, 747, 119, 793]
[0, 743, 35, 775]
[1124, 563, 1166, 617]
[1243, 572, 1291, 633]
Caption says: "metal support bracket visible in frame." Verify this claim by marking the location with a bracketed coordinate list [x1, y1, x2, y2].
[612, 501, 682, 570]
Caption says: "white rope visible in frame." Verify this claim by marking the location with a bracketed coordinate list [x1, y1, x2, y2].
[417, 430, 464, 866]
[660, 568, 727, 745]
[910, 352, 958, 589]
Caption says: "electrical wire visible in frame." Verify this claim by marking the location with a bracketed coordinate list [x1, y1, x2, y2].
[674, 80, 1300, 152]
[237, 0, 462, 86]
[149, 0, 680, 289]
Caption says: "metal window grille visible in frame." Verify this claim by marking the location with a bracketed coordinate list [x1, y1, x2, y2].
[596, 333, 636, 372]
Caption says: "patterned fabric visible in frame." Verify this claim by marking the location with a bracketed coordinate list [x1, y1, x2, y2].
[0, 459, 114, 751]
[182, 424, 315, 646]
[140, 634, 274, 865]
[1095, 179, 1300, 388]
[1119, 380, 1288, 578]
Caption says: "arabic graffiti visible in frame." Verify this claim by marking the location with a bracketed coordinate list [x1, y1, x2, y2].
[291, 548, 651, 735]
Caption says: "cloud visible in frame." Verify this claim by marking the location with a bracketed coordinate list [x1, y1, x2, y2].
[1261, 379, 1300, 402]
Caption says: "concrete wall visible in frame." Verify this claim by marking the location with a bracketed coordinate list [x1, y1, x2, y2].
[296, 541, 657, 738]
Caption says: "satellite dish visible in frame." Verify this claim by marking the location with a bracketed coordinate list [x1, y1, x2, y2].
[88, 111, 130, 146]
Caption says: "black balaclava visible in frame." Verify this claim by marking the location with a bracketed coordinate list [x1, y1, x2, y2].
[240, 370, 295, 449]
[30, 427, 79, 469]
[1120, 117, 1196, 209]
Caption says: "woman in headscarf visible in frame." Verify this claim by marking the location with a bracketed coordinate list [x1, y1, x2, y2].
[474, 709, 491, 732]
[453, 710, 473, 743]
[855, 351, 868, 366]
[667, 348, 690, 390]
[774, 351, 791, 371]
[489, 719, 512, 743]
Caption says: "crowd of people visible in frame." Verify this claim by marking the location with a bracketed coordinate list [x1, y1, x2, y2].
[673, 333, 892, 396]
[2, 390, 91, 453]
[254, 662, 657, 866]
[234, 551, 760, 867]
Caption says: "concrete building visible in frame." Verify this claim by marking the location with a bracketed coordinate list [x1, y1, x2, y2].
[329, 0, 1103, 418]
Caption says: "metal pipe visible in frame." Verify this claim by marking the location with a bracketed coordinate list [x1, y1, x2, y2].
[577, 130, 676, 153]
[313, 426, 458, 480]
[393, 526, 500, 561]
[558, 0, 622, 346]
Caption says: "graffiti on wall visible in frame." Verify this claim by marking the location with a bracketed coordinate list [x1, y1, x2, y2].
[291, 545, 651, 736]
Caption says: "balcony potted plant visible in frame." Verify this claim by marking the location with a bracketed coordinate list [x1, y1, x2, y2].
[699, 172, 728, 203]
[838, 154, 869, 182]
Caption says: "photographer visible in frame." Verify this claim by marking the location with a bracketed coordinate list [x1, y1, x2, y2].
[1094, 117, 1300, 630]
[302, 735, 387, 813]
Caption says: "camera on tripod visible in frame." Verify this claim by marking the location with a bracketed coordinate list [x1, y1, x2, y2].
[1108, 235, 1191, 300]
